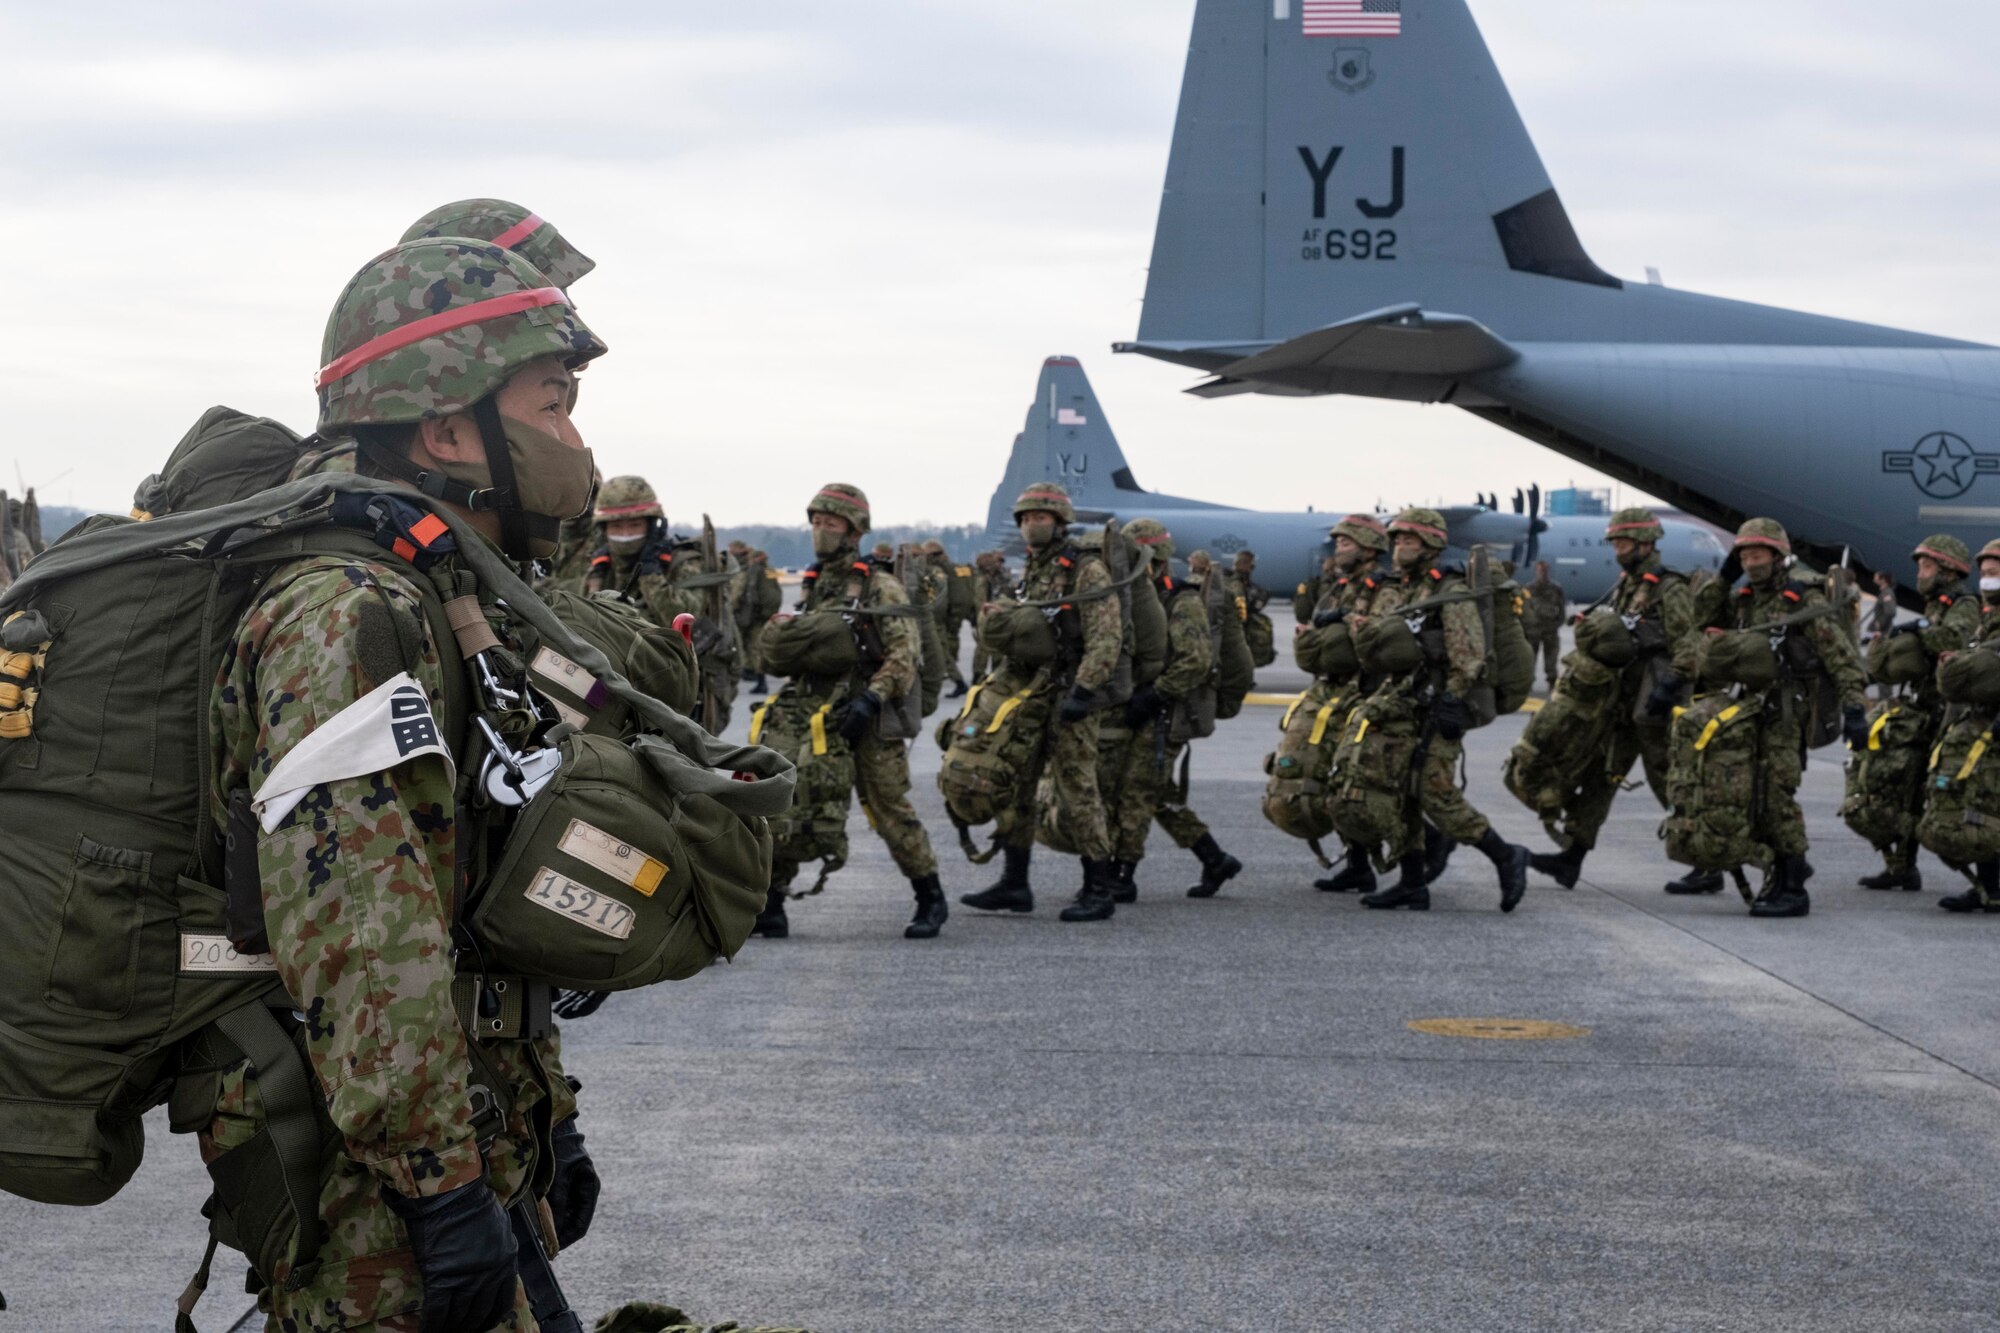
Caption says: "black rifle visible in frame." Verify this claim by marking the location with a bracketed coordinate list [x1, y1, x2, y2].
[511, 1201, 585, 1333]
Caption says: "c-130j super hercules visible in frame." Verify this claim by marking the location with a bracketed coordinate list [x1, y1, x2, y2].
[1117, 0, 2000, 595]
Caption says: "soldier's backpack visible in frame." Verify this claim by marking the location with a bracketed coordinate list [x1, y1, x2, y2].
[1839, 701, 1934, 849]
[761, 611, 863, 679]
[130, 407, 308, 518]
[1161, 576, 1219, 742]
[1503, 652, 1624, 825]
[749, 687, 857, 893]
[946, 562, 980, 623]
[1917, 716, 2000, 866]
[0, 461, 793, 1219]
[1486, 566, 1536, 717]
[934, 668, 1057, 859]
[1938, 642, 2000, 707]
[1867, 631, 1930, 687]
[1293, 621, 1359, 681]
[1244, 607, 1277, 668]
[1127, 556, 1170, 688]
[752, 564, 785, 620]
[1324, 688, 1425, 864]
[1261, 681, 1354, 859]
[1661, 693, 1771, 873]
[1206, 567, 1256, 719]
[1575, 608, 1639, 668]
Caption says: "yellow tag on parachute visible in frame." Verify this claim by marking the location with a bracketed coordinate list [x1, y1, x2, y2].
[1694, 704, 1742, 753]
[810, 703, 834, 756]
[557, 819, 669, 897]
[749, 703, 770, 744]
[1308, 704, 1338, 747]
[1867, 707, 1897, 752]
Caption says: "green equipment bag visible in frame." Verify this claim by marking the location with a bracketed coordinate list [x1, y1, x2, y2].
[1938, 643, 2000, 706]
[935, 668, 1055, 855]
[533, 588, 700, 732]
[0, 458, 793, 1213]
[1245, 609, 1277, 668]
[1917, 717, 2000, 866]
[1662, 693, 1770, 872]
[1696, 628, 1782, 691]
[1292, 620, 1357, 681]
[1208, 570, 1256, 719]
[752, 564, 785, 620]
[1575, 608, 1638, 668]
[947, 562, 980, 622]
[130, 407, 307, 518]
[761, 611, 862, 679]
[1866, 631, 1930, 687]
[749, 688, 855, 890]
[1324, 690, 1423, 863]
[1481, 559, 1535, 718]
[1839, 701, 1934, 849]
[1128, 566, 1170, 688]
[977, 600, 1058, 669]
[1261, 682, 1353, 856]
[1354, 614, 1423, 677]
[1503, 651, 1623, 823]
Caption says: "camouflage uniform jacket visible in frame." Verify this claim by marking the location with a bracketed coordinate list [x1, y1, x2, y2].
[1691, 571, 1868, 708]
[1908, 578, 1982, 711]
[912, 560, 949, 624]
[1292, 573, 1327, 624]
[1226, 571, 1270, 615]
[978, 564, 1013, 601]
[1372, 561, 1487, 699]
[209, 457, 571, 1207]
[542, 510, 602, 592]
[1299, 563, 1389, 684]
[1607, 556, 1694, 685]
[1018, 539, 1121, 691]
[1981, 599, 2000, 648]
[584, 537, 711, 625]
[797, 544, 921, 702]
[1524, 576, 1567, 634]
[1153, 572, 1213, 700]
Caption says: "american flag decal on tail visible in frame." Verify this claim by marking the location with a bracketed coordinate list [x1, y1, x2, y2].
[1303, 0, 1402, 37]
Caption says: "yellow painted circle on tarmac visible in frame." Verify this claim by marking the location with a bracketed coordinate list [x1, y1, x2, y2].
[1407, 1018, 1590, 1041]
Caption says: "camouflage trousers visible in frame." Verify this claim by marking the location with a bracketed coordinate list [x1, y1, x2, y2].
[743, 621, 768, 676]
[939, 617, 968, 686]
[1754, 714, 1810, 858]
[773, 730, 937, 883]
[1016, 710, 1112, 861]
[194, 1032, 564, 1332]
[1553, 717, 1671, 853]
[1530, 628, 1562, 686]
[1411, 734, 1492, 847]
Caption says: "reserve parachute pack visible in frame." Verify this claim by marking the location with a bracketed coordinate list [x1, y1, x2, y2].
[1661, 692, 1770, 878]
[1242, 595, 1277, 669]
[749, 686, 856, 893]
[1839, 701, 1934, 850]
[1938, 641, 2000, 707]
[760, 610, 863, 679]
[1324, 688, 1424, 865]
[1207, 566, 1256, 720]
[1374, 546, 1531, 728]
[934, 667, 1057, 861]
[1866, 630, 1930, 687]
[975, 526, 1140, 710]
[0, 445, 792, 1212]
[1503, 650, 1624, 828]
[1261, 681, 1355, 863]
[1916, 714, 2000, 866]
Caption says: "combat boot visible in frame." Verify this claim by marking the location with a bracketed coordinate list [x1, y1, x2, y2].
[905, 873, 948, 939]
[1860, 860, 1922, 892]
[749, 674, 770, 695]
[1664, 869, 1726, 895]
[752, 886, 789, 939]
[1315, 844, 1375, 893]
[1060, 858, 1118, 922]
[1421, 822, 1455, 885]
[960, 844, 1033, 913]
[1361, 851, 1431, 910]
[1749, 855, 1812, 918]
[1938, 860, 2000, 913]
[1110, 860, 1138, 904]
[1186, 833, 1243, 899]
[1529, 843, 1587, 890]
[946, 679, 968, 699]
[1477, 828, 1531, 913]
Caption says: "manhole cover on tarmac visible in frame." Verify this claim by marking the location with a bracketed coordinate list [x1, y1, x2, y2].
[1407, 1018, 1590, 1040]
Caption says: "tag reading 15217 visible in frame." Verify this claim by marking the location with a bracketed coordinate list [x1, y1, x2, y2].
[524, 868, 637, 940]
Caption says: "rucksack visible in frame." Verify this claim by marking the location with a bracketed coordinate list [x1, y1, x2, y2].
[1839, 700, 1934, 850]
[1244, 607, 1277, 669]
[1068, 526, 1140, 707]
[752, 564, 785, 620]
[1325, 688, 1425, 863]
[1938, 642, 2000, 706]
[748, 687, 857, 894]
[946, 563, 980, 622]
[1917, 716, 2000, 866]
[1471, 547, 1535, 719]
[1205, 567, 1255, 719]
[1261, 681, 1355, 859]
[1661, 693, 1770, 875]
[130, 407, 307, 518]
[1503, 652, 1624, 825]
[0, 456, 792, 1215]
[935, 668, 1057, 860]
[1127, 561, 1170, 688]
[894, 550, 947, 717]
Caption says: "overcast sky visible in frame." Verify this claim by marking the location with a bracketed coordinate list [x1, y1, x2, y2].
[5, 0, 1999, 524]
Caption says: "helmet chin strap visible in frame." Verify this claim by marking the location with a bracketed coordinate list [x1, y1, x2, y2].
[471, 397, 559, 560]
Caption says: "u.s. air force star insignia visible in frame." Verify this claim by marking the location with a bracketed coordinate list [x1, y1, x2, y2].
[1882, 432, 2000, 499]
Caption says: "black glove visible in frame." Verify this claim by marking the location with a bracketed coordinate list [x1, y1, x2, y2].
[1718, 549, 1743, 585]
[544, 1115, 600, 1250]
[1644, 672, 1684, 720]
[1888, 617, 1930, 638]
[1123, 685, 1164, 728]
[552, 989, 609, 1020]
[1842, 704, 1871, 750]
[1059, 684, 1097, 724]
[383, 1179, 517, 1333]
[1311, 606, 1348, 629]
[1431, 692, 1468, 742]
[837, 689, 882, 745]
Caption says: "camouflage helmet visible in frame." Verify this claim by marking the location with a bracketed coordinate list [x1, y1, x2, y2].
[1387, 506, 1450, 551]
[595, 475, 662, 524]
[1123, 517, 1174, 566]
[1731, 517, 1791, 556]
[401, 199, 596, 290]
[1187, 549, 1214, 573]
[923, 539, 946, 557]
[807, 482, 871, 535]
[1980, 537, 2000, 565]
[1913, 533, 1972, 575]
[1605, 507, 1664, 544]
[1330, 512, 1388, 552]
[873, 542, 895, 560]
[1012, 481, 1075, 523]
[316, 240, 605, 431]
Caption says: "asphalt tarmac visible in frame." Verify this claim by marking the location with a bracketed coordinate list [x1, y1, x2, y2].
[6, 650, 1999, 1332]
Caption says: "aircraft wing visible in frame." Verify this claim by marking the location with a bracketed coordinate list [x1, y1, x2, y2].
[1171, 306, 1519, 398]
[1439, 507, 1533, 548]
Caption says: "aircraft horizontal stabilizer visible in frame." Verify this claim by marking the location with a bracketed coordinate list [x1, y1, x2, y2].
[1189, 305, 1518, 397]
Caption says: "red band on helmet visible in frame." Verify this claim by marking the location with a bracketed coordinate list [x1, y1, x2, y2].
[314, 286, 568, 389]
[490, 213, 545, 251]
[1133, 533, 1170, 545]
[1605, 522, 1659, 535]
[1733, 534, 1791, 555]
[1915, 543, 1971, 573]
[1339, 514, 1386, 533]
[594, 502, 659, 519]
[1391, 520, 1449, 544]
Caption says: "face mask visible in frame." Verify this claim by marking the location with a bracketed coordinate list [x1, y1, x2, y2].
[432, 415, 595, 559]
[1020, 519, 1057, 550]
[1616, 547, 1647, 571]
[812, 526, 848, 557]
[1393, 543, 1425, 570]
[1746, 558, 1779, 587]
[608, 534, 647, 555]
[1982, 576, 2000, 595]
[1916, 572, 1940, 595]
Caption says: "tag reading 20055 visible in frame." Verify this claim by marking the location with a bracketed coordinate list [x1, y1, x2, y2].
[525, 868, 637, 940]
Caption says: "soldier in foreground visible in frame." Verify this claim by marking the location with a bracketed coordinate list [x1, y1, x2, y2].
[1519, 509, 1693, 891]
[753, 484, 947, 940]
[1522, 560, 1566, 692]
[583, 476, 742, 731]
[1921, 537, 2000, 912]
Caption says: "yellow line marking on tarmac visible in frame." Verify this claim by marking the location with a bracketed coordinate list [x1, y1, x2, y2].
[1408, 1018, 1591, 1041]
[1246, 693, 1547, 713]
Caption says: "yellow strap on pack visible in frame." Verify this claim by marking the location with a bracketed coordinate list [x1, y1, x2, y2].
[958, 681, 988, 721]
[1693, 704, 1742, 753]
[1958, 736, 1989, 784]
[809, 703, 834, 756]
[749, 703, 770, 745]
[1352, 717, 1371, 746]
[1309, 704, 1338, 747]
[1867, 707, 1897, 752]
[1280, 698, 1305, 731]
[987, 687, 1036, 734]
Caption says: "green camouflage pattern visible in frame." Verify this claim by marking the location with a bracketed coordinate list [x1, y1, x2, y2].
[1018, 539, 1121, 691]
[807, 482, 872, 535]
[1387, 506, 1449, 550]
[1914, 532, 1973, 574]
[1841, 700, 1935, 863]
[596, 474, 664, 523]
[1099, 570, 1213, 862]
[1295, 566, 1388, 685]
[1664, 691, 1781, 870]
[1332, 512, 1389, 552]
[1917, 712, 2000, 866]
[1731, 515, 1792, 554]
[585, 539, 740, 731]
[401, 197, 597, 290]
[1012, 480, 1076, 523]
[318, 240, 606, 430]
[1605, 506, 1665, 544]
